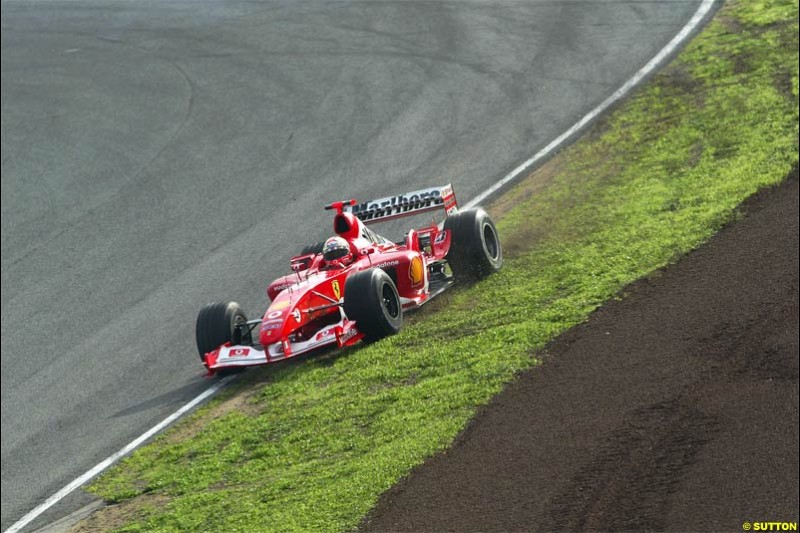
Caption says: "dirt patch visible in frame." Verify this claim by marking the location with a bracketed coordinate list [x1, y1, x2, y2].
[162, 375, 268, 445]
[360, 170, 799, 531]
[69, 494, 170, 533]
[488, 156, 566, 221]
[488, 157, 566, 259]
[775, 71, 795, 102]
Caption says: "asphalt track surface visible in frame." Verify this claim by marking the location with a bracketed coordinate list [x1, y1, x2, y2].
[1, 1, 704, 529]
[362, 170, 799, 532]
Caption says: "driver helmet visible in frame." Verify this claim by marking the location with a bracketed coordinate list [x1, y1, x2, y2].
[322, 236, 351, 263]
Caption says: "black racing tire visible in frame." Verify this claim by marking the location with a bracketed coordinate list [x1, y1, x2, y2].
[444, 207, 503, 281]
[195, 301, 248, 362]
[300, 242, 325, 255]
[343, 268, 403, 342]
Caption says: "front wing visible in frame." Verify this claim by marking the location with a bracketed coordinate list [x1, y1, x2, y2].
[204, 319, 362, 373]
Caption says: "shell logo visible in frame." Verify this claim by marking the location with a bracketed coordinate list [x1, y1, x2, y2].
[271, 300, 291, 311]
[409, 256, 424, 286]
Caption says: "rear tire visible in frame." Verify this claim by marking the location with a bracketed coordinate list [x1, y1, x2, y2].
[344, 269, 403, 342]
[444, 207, 502, 281]
[195, 301, 248, 362]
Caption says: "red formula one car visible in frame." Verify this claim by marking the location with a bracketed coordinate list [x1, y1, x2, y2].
[196, 184, 502, 374]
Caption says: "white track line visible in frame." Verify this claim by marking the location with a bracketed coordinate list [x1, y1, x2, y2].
[4, 376, 234, 533]
[5, 2, 716, 532]
[465, 0, 716, 209]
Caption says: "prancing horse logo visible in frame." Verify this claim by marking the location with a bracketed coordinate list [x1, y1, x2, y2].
[331, 279, 341, 300]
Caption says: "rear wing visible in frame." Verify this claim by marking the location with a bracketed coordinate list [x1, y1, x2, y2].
[344, 183, 458, 225]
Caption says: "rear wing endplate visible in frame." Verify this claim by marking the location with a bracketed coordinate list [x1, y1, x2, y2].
[344, 183, 458, 224]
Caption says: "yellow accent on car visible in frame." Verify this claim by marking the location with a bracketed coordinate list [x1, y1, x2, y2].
[409, 256, 424, 286]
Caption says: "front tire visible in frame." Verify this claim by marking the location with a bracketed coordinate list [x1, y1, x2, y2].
[344, 269, 403, 342]
[444, 207, 502, 281]
[195, 301, 248, 362]
[299, 242, 325, 255]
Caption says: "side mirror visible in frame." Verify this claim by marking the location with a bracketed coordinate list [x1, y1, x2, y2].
[361, 247, 376, 256]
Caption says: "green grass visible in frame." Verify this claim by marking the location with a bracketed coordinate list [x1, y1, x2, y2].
[87, 1, 798, 531]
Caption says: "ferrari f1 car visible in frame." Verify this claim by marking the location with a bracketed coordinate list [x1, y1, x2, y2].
[196, 183, 502, 374]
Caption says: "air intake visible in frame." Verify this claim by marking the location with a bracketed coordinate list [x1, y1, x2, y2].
[334, 214, 350, 235]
